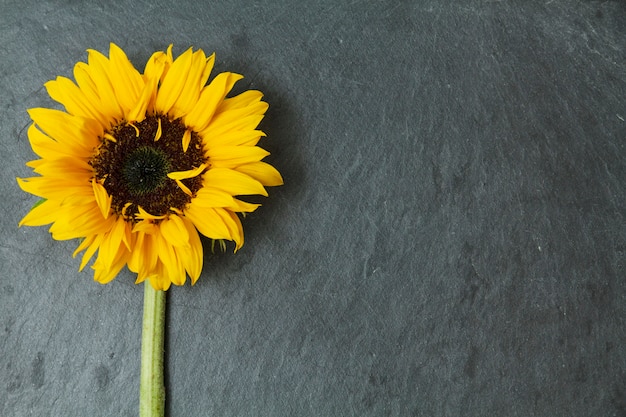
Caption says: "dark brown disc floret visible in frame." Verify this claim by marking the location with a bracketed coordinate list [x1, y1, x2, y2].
[89, 115, 208, 222]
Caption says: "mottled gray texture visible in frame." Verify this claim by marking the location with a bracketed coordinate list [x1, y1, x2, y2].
[1, 1, 625, 416]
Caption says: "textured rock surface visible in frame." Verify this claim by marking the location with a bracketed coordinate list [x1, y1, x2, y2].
[1, 1, 624, 416]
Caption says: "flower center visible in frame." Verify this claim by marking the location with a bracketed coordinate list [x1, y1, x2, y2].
[89, 115, 207, 222]
[122, 147, 171, 196]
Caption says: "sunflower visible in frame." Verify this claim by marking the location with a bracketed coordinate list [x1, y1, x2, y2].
[17, 43, 283, 290]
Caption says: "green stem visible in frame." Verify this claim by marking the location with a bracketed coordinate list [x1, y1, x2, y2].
[140, 282, 166, 417]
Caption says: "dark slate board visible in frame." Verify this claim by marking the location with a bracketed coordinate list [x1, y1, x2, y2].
[1, 1, 624, 416]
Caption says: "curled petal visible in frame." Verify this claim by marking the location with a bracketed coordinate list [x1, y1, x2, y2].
[174, 179, 193, 196]
[167, 163, 207, 180]
[181, 129, 192, 152]
[135, 206, 166, 221]
[154, 117, 162, 141]
[92, 179, 112, 219]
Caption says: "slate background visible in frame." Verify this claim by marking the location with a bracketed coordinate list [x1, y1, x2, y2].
[1, 0, 625, 416]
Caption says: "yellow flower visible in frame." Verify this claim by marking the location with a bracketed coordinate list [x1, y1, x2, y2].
[17, 43, 283, 290]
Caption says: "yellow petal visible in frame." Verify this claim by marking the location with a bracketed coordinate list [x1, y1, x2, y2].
[155, 47, 193, 115]
[92, 242, 129, 284]
[103, 133, 117, 142]
[27, 124, 67, 160]
[235, 161, 284, 186]
[155, 230, 185, 285]
[86, 48, 124, 121]
[184, 72, 243, 132]
[135, 206, 167, 221]
[199, 114, 265, 142]
[132, 218, 157, 234]
[168, 49, 208, 118]
[164, 44, 174, 74]
[214, 209, 244, 250]
[92, 179, 112, 219]
[184, 204, 231, 240]
[144, 51, 169, 82]
[30, 156, 91, 178]
[49, 204, 115, 241]
[45, 76, 107, 125]
[181, 129, 191, 152]
[160, 215, 190, 247]
[148, 264, 171, 290]
[178, 218, 203, 283]
[135, 232, 159, 277]
[127, 231, 145, 273]
[174, 179, 192, 196]
[202, 129, 265, 148]
[17, 176, 94, 204]
[228, 198, 261, 213]
[142, 50, 170, 114]
[167, 163, 207, 180]
[207, 145, 269, 168]
[211, 100, 269, 126]
[153, 117, 162, 141]
[126, 77, 154, 123]
[18, 199, 60, 227]
[77, 234, 104, 271]
[191, 188, 235, 208]
[199, 53, 216, 89]
[73, 234, 93, 258]
[101, 217, 129, 266]
[202, 168, 268, 196]
[108, 43, 144, 113]
[16, 177, 44, 199]
[90, 217, 131, 283]
[28, 108, 99, 157]
[73, 63, 100, 107]
[215, 90, 264, 114]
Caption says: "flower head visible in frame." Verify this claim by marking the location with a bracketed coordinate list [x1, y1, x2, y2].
[18, 43, 282, 290]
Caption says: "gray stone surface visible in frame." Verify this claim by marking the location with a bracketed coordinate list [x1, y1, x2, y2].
[1, 0, 625, 416]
